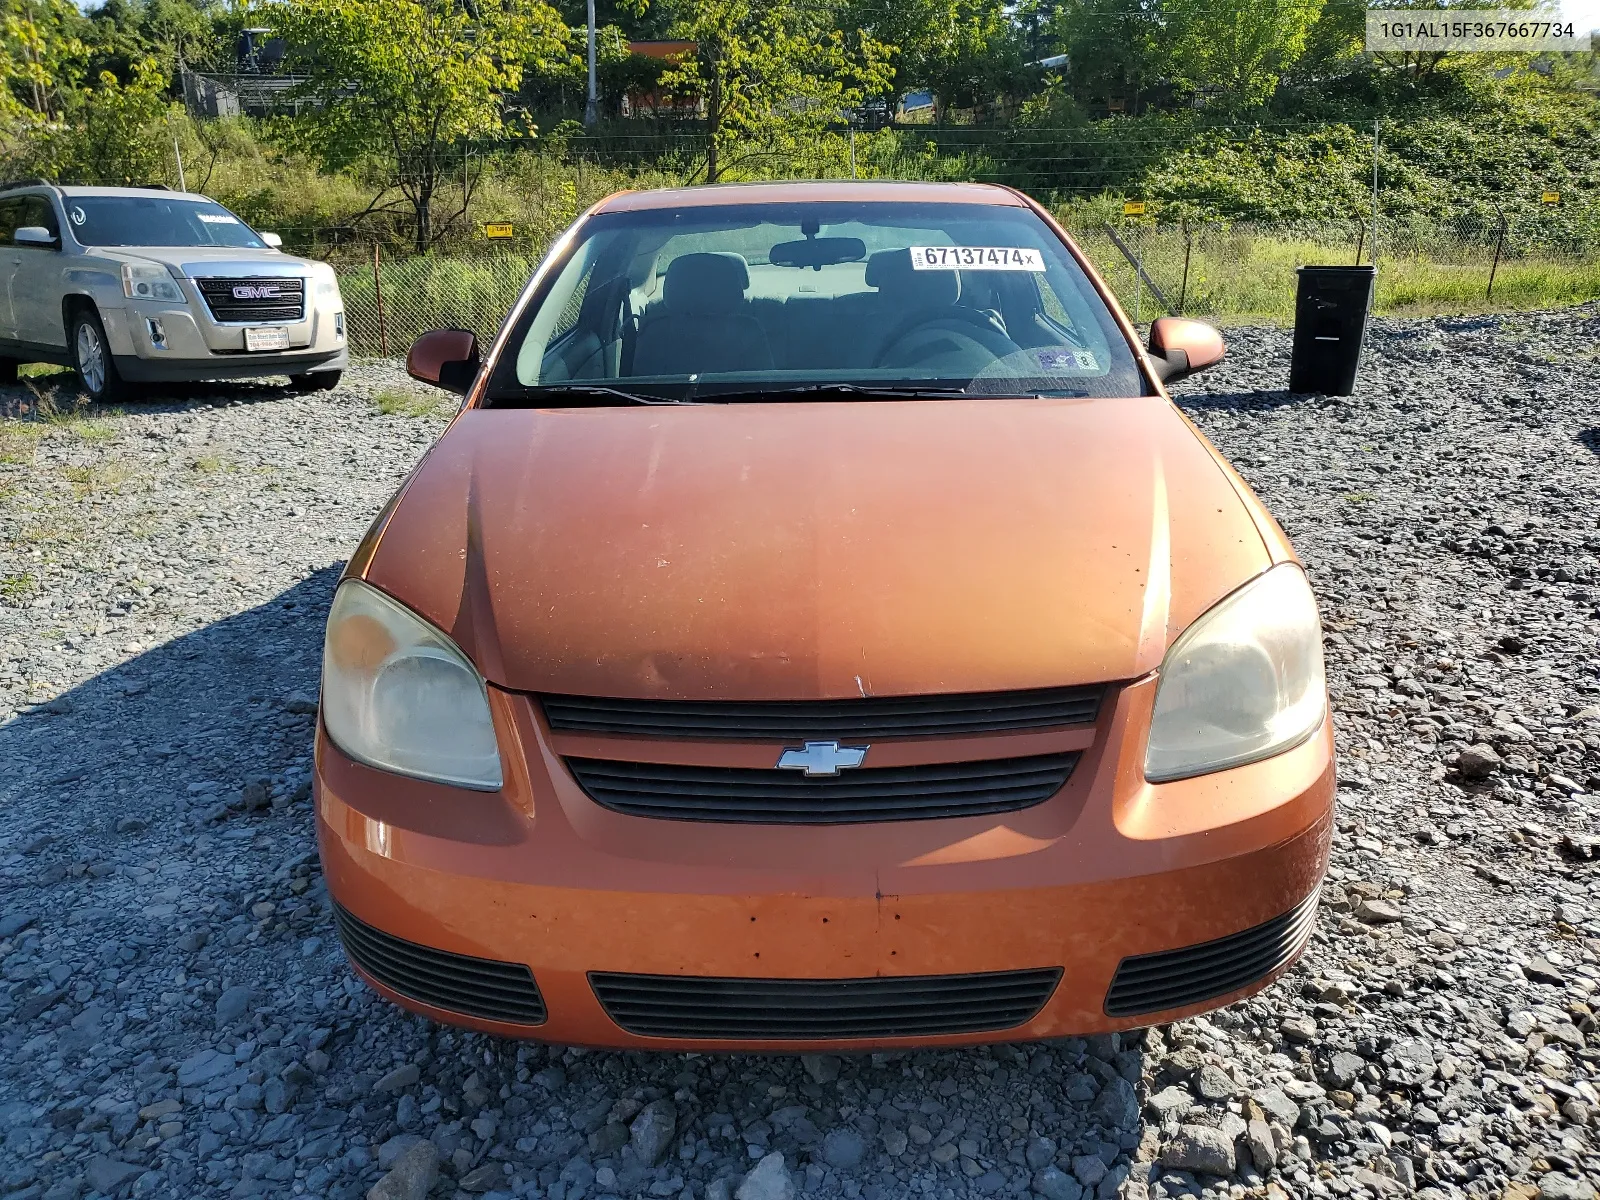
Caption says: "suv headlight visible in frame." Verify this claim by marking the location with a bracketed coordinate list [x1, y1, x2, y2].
[1145, 564, 1326, 783]
[321, 579, 503, 790]
[120, 262, 184, 303]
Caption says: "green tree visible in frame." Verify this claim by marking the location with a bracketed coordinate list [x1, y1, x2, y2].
[844, 0, 1023, 118]
[18, 56, 171, 183]
[269, 0, 573, 251]
[1162, 0, 1326, 110]
[658, 0, 892, 181]
[1045, 0, 1163, 110]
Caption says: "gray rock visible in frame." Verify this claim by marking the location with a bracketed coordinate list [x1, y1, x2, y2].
[1325, 1051, 1366, 1089]
[378, 1134, 424, 1170]
[1355, 898, 1404, 924]
[367, 1139, 438, 1200]
[1090, 1075, 1140, 1129]
[630, 1098, 677, 1166]
[800, 1053, 840, 1085]
[1252, 1087, 1301, 1129]
[1192, 1064, 1235, 1102]
[215, 984, 255, 1025]
[1033, 1166, 1085, 1200]
[1072, 1154, 1108, 1188]
[821, 1127, 865, 1169]
[1458, 744, 1502, 778]
[1147, 1084, 1194, 1122]
[1160, 1125, 1236, 1177]
[1245, 1119, 1277, 1171]
[0, 912, 37, 937]
[86, 1156, 142, 1193]
[373, 1063, 420, 1093]
[1025, 1136, 1057, 1169]
[1540, 1175, 1597, 1200]
[735, 1152, 794, 1200]
[176, 1049, 234, 1087]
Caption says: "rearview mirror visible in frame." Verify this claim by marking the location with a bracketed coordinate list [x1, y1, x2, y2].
[407, 328, 480, 394]
[259, 232, 283, 249]
[769, 237, 866, 270]
[14, 226, 57, 248]
[1147, 317, 1225, 384]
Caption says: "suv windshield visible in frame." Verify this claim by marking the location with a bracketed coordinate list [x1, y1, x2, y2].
[486, 200, 1144, 403]
[64, 196, 266, 249]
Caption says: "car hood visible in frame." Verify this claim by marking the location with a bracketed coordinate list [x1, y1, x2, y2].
[363, 397, 1271, 699]
[96, 247, 317, 277]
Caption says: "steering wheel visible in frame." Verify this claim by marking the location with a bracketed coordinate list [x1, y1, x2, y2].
[873, 306, 1017, 369]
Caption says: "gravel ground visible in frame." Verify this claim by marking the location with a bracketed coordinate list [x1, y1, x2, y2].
[2, 308, 1599, 1200]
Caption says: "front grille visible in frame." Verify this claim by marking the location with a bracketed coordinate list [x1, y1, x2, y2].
[1103, 888, 1320, 1018]
[333, 902, 545, 1025]
[540, 685, 1104, 740]
[566, 752, 1078, 824]
[196, 276, 305, 323]
[591, 968, 1062, 1040]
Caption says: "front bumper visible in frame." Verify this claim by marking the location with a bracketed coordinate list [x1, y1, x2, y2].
[113, 346, 347, 383]
[315, 676, 1334, 1050]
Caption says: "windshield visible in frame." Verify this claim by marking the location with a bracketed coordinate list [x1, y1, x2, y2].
[63, 196, 266, 249]
[485, 200, 1144, 403]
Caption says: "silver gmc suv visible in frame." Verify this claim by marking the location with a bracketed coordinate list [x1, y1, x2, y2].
[0, 182, 347, 402]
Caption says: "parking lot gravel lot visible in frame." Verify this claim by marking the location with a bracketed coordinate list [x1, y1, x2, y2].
[2, 307, 1599, 1200]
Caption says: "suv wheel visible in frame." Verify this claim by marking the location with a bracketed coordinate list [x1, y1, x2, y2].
[70, 310, 127, 404]
[288, 371, 342, 393]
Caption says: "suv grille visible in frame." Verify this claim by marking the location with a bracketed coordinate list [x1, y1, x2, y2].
[567, 752, 1078, 824]
[1103, 889, 1320, 1017]
[540, 685, 1104, 740]
[196, 276, 305, 323]
[590, 968, 1062, 1039]
[333, 902, 546, 1025]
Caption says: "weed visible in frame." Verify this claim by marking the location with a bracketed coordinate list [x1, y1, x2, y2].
[63, 461, 138, 495]
[0, 573, 35, 603]
[373, 388, 446, 418]
[192, 453, 233, 473]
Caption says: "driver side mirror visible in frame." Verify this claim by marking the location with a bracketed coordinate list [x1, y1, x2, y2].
[407, 328, 480, 395]
[1147, 317, 1225, 384]
[14, 226, 57, 249]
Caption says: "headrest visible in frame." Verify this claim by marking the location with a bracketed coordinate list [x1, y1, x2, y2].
[865, 247, 958, 306]
[663, 252, 750, 314]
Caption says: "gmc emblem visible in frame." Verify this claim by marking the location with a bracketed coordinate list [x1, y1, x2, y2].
[233, 284, 282, 300]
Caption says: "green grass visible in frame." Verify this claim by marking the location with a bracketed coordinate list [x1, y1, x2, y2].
[0, 572, 35, 604]
[372, 387, 449, 418]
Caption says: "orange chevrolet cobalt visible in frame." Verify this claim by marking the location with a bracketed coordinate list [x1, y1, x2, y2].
[315, 181, 1333, 1050]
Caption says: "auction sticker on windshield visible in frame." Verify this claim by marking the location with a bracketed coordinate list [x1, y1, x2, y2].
[910, 246, 1045, 271]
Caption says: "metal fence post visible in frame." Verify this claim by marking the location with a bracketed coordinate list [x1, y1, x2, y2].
[1178, 222, 1192, 316]
[1487, 209, 1508, 300]
[372, 242, 390, 359]
[1353, 220, 1365, 267]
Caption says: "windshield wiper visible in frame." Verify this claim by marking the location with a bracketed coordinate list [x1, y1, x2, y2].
[490, 384, 693, 408]
[692, 383, 971, 402]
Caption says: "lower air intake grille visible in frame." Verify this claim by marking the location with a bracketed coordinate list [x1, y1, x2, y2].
[566, 752, 1078, 824]
[590, 968, 1062, 1040]
[333, 902, 545, 1025]
[540, 685, 1104, 740]
[1103, 888, 1320, 1018]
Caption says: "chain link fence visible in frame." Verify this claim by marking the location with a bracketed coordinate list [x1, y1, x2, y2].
[333, 212, 1599, 358]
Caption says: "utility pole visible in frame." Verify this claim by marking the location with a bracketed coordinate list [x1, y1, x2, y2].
[584, 0, 598, 127]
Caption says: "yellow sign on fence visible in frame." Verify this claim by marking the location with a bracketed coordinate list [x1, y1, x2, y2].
[484, 222, 515, 239]
[1540, 191, 1560, 205]
[1122, 201, 1146, 216]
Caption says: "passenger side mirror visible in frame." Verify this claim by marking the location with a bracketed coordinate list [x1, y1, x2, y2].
[14, 226, 57, 248]
[259, 232, 283, 249]
[407, 328, 480, 395]
[1147, 317, 1225, 384]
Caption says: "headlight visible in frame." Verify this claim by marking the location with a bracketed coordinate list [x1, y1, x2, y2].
[321, 579, 503, 790]
[1145, 564, 1326, 783]
[120, 262, 184, 303]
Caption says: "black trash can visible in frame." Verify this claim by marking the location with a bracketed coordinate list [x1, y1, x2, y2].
[1288, 265, 1375, 395]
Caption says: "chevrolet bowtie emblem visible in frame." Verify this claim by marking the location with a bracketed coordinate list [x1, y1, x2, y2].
[776, 740, 869, 776]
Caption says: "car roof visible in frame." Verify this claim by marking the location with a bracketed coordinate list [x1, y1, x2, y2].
[593, 180, 1029, 214]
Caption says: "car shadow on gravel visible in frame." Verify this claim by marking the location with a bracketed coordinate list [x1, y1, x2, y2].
[1580, 427, 1600, 457]
[2, 571, 1174, 1200]
[0, 374, 309, 419]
